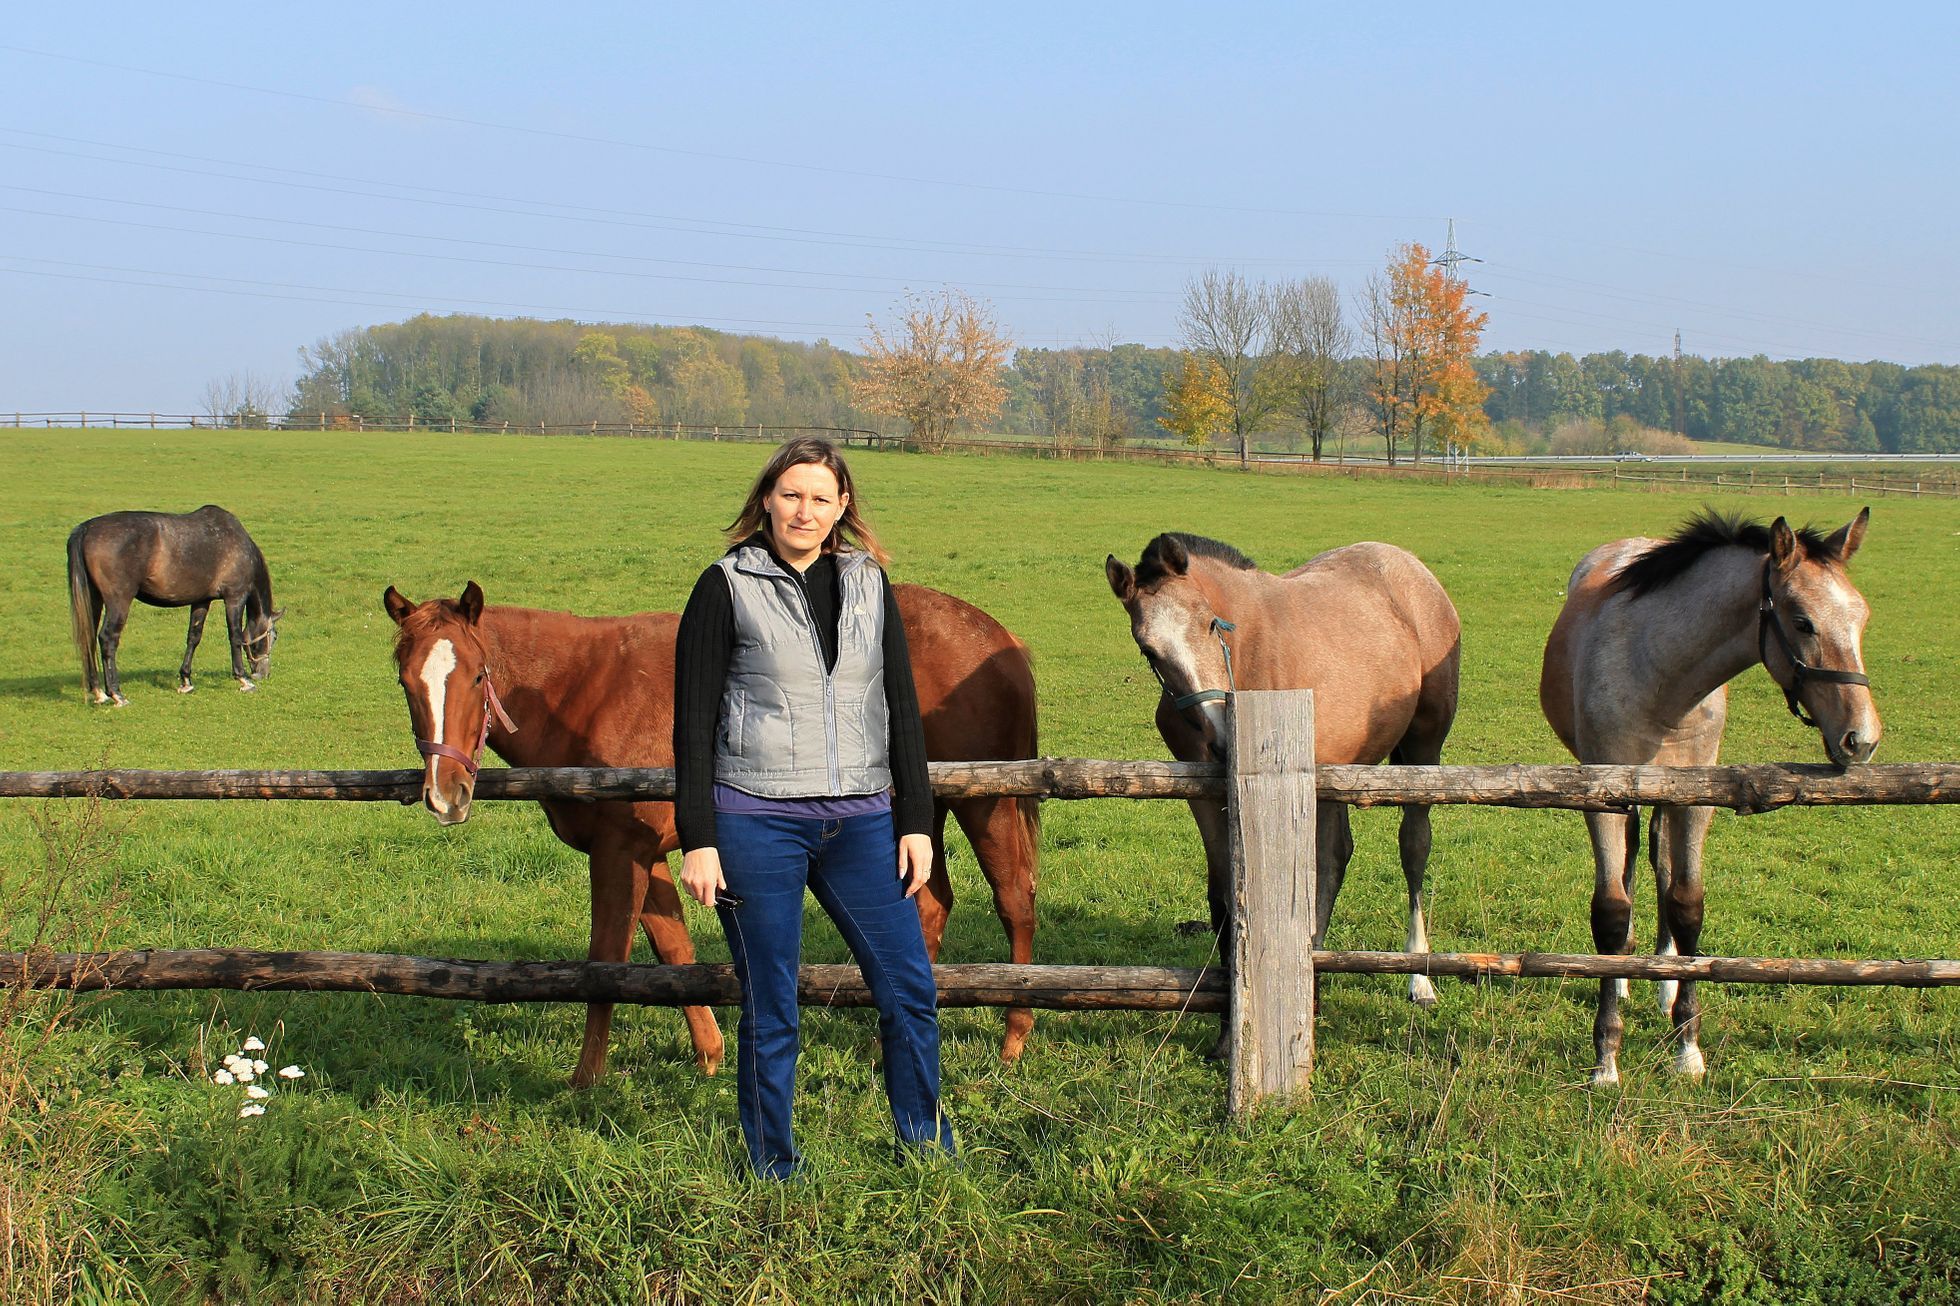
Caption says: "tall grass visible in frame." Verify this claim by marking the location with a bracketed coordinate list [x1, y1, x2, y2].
[0, 429, 1955, 1301]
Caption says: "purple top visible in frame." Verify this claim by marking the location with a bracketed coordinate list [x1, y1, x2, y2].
[713, 782, 894, 821]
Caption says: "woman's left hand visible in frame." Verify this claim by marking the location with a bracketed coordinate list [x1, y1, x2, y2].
[897, 833, 934, 898]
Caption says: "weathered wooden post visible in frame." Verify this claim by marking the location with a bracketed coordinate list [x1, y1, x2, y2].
[1226, 689, 1318, 1115]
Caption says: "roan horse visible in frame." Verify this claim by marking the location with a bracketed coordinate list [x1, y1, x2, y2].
[67, 505, 280, 705]
[1540, 509, 1879, 1086]
[383, 581, 1041, 1086]
[1105, 533, 1462, 1025]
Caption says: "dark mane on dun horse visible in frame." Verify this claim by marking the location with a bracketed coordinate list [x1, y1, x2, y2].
[383, 580, 1040, 1087]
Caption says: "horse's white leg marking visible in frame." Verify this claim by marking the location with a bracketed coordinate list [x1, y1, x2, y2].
[418, 639, 456, 817]
[1406, 894, 1437, 1006]
[1657, 941, 1679, 1019]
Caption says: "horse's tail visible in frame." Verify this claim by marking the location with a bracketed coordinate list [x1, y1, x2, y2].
[66, 525, 100, 696]
[1014, 643, 1042, 888]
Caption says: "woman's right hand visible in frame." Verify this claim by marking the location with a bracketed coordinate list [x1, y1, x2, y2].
[679, 847, 727, 907]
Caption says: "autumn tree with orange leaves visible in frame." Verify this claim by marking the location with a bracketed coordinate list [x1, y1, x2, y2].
[854, 290, 1012, 452]
[1360, 243, 1490, 464]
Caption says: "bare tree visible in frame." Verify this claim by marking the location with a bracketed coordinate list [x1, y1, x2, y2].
[202, 371, 284, 429]
[1266, 277, 1351, 461]
[855, 290, 1012, 451]
[1358, 272, 1417, 464]
[1176, 269, 1273, 468]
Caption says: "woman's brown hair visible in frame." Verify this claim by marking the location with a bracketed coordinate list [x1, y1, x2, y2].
[725, 436, 889, 565]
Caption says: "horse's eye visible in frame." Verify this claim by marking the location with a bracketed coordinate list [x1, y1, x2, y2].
[1793, 615, 1816, 636]
[474, 672, 485, 684]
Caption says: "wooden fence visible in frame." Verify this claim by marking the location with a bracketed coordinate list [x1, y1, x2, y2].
[3, 691, 1957, 1113]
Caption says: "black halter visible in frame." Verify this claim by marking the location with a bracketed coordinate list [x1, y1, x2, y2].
[1148, 617, 1237, 711]
[1757, 560, 1869, 728]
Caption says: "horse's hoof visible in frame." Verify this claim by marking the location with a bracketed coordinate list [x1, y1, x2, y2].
[237, 678, 256, 692]
[1672, 1045, 1706, 1079]
[1589, 1065, 1621, 1090]
[110, 694, 129, 707]
[90, 691, 109, 705]
[1409, 975, 1440, 1008]
[1174, 920, 1212, 939]
[177, 681, 195, 694]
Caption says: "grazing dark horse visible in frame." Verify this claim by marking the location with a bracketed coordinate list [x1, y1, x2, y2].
[383, 581, 1041, 1087]
[1541, 509, 1879, 1086]
[67, 506, 279, 705]
[1105, 532, 1462, 1034]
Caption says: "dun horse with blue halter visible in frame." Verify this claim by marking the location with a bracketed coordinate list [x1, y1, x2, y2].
[66, 505, 280, 705]
[1540, 508, 1880, 1086]
[1106, 532, 1462, 1038]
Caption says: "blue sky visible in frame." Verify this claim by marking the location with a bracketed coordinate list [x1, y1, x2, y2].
[3, 3, 1956, 410]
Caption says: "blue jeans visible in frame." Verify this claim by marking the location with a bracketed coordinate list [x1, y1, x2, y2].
[715, 808, 955, 1179]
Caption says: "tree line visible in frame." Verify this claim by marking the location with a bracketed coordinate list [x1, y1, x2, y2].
[274, 308, 1960, 457]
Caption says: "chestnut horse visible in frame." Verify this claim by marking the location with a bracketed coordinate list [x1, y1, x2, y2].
[1105, 532, 1461, 1029]
[383, 580, 1040, 1087]
[1541, 509, 1879, 1086]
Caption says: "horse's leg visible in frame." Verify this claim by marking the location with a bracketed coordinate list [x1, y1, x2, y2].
[177, 602, 210, 693]
[1586, 808, 1636, 1086]
[915, 805, 955, 962]
[1659, 805, 1712, 1078]
[1312, 801, 1352, 950]
[222, 596, 256, 690]
[1652, 808, 1677, 1019]
[634, 848, 725, 1076]
[1185, 795, 1232, 1059]
[98, 594, 131, 706]
[573, 836, 647, 1088]
[1390, 739, 1445, 1008]
[953, 794, 1037, 1063]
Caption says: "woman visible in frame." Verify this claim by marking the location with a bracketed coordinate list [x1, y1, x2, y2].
[675, 436, 954, 1180]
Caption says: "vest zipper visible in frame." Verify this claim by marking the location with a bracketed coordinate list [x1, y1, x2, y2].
[786, 563, 841, 795]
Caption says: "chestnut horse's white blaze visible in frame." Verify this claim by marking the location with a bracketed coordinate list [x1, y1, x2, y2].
[414, 638, 458, 816]
[1541, 509, 1878, 1087]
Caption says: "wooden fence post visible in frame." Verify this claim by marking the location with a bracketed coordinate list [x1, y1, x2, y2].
[1226, 689, 1318, 1115]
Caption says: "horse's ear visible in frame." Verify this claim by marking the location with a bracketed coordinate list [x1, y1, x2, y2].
[1768, 517, 1800, 573]
[1158, 535, 1190, 576]
[383, 586, 414, 625]
[459, 581, 484, 625]
[1105, 555, 1135, 602]
[1826, 507, 1869, 563]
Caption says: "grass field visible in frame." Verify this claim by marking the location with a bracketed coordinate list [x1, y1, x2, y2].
[2, 429, 1956, 1303]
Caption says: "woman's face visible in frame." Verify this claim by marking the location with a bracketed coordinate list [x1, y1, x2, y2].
[764, 461, 847, 568]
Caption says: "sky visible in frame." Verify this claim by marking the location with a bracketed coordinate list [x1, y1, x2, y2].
[3, 3, 1957, 412]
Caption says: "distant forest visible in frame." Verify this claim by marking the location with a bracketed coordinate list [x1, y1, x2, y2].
[285, 314, 1960, 454]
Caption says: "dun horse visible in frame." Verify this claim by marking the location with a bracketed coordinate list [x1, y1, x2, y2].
[1541, 509, 1879, 1086]
[1105, 533, 1461, 1029]
[67, 506, 280, 705]
[383, 581, 1041, 1086]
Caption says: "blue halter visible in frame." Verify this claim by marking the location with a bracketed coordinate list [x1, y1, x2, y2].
[1150, 616, 1237, 711]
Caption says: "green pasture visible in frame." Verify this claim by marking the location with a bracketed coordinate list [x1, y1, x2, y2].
[1, 429, 1956, 1303]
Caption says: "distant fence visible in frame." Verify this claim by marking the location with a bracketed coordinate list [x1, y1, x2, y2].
[1, 411, 892, 448]
[12, 412, 1957, 495]
[4, 696, 1959, 1114]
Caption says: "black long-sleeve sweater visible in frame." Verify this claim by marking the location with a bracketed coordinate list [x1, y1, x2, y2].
[673, 536, 933, 852]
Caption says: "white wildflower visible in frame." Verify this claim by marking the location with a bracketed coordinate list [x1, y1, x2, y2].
[234, 1066, 256, 1083]
[222, 1053, 246, 1068]
[238, 1103, 266, 1118]
[252, 1059, 268, 1074]
[242, 1036, 265, 1052]
[213, 1069, 236, 1085]
[277, 1065, 305, 1080]
[245, 1085, 270, 1100]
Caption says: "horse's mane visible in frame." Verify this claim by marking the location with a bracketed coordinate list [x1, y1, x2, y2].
[1610, 510, 1842, 598]
[1136, 533, 1256, 587]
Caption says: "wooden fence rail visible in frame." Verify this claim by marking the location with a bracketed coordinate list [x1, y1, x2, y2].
[8, 949, 1958, 1011]
[3, 761, 1955, 812]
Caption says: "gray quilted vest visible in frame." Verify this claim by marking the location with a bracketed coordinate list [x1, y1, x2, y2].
[712, 544, 892, 797]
